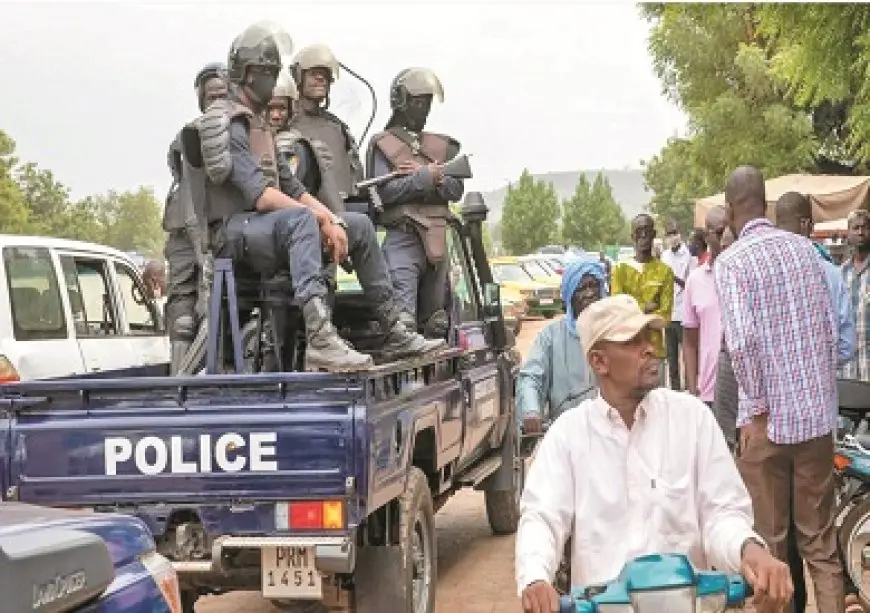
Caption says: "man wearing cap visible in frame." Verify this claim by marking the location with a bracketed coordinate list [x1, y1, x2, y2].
[515, 294, 792, 613]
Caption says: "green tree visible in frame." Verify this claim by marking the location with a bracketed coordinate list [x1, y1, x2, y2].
[562, 173, 628, 249]
[98, 187, 165, 256]
[640, 3, 821, 226]
[500, 169, 560, 255]
[15, 162, 75, 236]
[756, 4, 870, 165]
[0, 130, 31, 233]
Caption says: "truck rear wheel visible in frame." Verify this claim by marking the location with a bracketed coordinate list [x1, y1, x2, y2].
[484, 435, 524, 535]
[402, 467, 436, 613]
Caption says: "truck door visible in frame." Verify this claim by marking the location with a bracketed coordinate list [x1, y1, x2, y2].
[447, 231, 501, 461]
[109, 259, 169, 367]
[56, 253, 138, 374]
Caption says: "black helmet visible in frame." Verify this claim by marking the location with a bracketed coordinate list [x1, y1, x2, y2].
[227, 21, 293, 84]
[389, 67, 444, 111]
[194, 62, 227, 90]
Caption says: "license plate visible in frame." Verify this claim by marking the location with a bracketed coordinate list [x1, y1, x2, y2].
[261, 546, 322, 599]
[539, 298, 553, 305]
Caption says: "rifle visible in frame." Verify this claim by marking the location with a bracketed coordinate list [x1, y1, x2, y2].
[356, 153, 473, 190]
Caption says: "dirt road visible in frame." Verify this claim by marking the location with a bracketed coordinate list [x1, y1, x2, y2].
[197, 319, 549, 613]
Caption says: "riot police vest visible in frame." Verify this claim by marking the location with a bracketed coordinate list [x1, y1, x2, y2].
[370, 128, 460, 264]
[275, 128, 345, 215]
[196, 101, 279, 222]
[289, 109, 363, 198]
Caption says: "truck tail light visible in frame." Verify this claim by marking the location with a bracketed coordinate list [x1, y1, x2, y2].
[278, 500, 345, 530]
[0, 356, 19, 383]
[139, 550, 182, 613]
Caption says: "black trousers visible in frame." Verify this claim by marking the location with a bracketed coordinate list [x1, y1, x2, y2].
[665, 321, 682, 390]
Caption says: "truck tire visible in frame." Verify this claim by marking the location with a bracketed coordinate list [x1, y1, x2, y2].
[402, 467, 437, 613]
[180, 589, 197, 613]
[484, 436, 524, 535]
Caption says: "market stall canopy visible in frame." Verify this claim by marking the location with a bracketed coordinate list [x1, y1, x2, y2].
[693, 174, 870, 227]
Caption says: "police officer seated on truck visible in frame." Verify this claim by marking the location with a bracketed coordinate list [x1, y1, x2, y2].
[186, 22, 444, 372]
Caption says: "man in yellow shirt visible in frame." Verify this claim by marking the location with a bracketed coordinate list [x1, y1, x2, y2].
[611, 214, 674, 378]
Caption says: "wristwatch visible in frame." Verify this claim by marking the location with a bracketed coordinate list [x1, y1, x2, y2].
[329, 213, 348, 230]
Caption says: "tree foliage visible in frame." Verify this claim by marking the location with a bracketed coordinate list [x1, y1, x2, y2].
[0, 128, 164, 257]
[561, 172, 628, 249]
[500, 169, 560, 255]
[639, 3, 849, 228]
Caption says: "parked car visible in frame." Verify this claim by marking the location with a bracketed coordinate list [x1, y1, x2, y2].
[0, 235, 169, 382]
[519, 254, 564, 279]
[0, 502, 181, 612]
[490, 256, 562, 318]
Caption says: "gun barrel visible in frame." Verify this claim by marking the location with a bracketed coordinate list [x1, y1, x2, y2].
[356, 171, 400, 190]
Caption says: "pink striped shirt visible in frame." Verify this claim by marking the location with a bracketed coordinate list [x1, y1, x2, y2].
[714, 218, 837, 444]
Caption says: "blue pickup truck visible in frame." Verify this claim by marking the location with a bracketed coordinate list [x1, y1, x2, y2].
[0, 195, 523, 613]
[0, 502, 181, 612]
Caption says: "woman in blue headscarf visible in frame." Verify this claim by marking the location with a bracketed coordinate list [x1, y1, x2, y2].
[516, 255, 608, 433]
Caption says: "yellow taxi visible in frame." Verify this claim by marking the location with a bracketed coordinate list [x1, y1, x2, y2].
[489, 256, 562, 318]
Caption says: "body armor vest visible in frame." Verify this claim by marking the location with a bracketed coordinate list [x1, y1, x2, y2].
[289, 109, 363, 198]
[197, 102, 279, 223]
[275, 128, 345, 215]
[371, 129, 458, 264]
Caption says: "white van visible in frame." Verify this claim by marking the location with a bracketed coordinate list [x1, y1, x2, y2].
[0, 235, 169, 382]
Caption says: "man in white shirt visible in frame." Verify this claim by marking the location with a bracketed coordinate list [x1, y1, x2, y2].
[516, 294, 792, 613]
[661, 220, 696, 390]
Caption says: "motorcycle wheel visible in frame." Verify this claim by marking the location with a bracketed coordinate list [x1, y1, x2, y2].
[839, 496, 870, 608]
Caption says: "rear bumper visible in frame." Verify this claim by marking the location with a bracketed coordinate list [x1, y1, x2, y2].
[173, 533, 356, 577]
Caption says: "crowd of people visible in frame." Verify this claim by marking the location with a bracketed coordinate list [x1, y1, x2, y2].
[515, 166, 870, 613]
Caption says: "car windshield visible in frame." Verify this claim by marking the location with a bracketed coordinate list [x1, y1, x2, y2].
[522, 261, 551, 278]
[492, 263, 532, 283]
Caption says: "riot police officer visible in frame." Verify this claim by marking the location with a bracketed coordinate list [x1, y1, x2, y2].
[186, 22, 442, 372]
[268, 69, 345, 216]
[366, 68, 465, 338]
[164, 62, 229, 374]
[287, 44, 364, 202]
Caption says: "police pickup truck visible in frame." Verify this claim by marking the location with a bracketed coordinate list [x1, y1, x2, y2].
[0, 194, 524, 613]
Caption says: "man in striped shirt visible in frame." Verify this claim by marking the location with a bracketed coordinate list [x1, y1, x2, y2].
[841, 210, 870, 382]
[715, 166, 843, 613]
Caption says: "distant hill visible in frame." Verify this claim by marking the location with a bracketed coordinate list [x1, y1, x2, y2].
[479, 169, 652, 226]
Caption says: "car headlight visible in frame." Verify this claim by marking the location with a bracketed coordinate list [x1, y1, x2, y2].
[139, 550, 182, 613]
[630, 587, 694, 613]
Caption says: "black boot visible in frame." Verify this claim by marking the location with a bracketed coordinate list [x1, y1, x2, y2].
[378, 303, 446, 362]
[303, 297, 374, 371]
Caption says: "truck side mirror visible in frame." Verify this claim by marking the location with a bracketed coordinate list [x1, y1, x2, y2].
[483, 282, 501, 320]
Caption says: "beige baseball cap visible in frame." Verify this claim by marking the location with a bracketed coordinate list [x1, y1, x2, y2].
[577, 294, 666, 356]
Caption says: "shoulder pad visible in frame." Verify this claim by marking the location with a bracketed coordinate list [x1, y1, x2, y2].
[275, 128, 304, 154]
[198, 101, 234, 184]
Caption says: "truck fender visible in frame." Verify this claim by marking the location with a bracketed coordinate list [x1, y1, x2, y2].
[481, 418, 520, 492]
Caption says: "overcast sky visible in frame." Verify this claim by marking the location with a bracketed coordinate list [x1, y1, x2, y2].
[0, 0, 686, 202]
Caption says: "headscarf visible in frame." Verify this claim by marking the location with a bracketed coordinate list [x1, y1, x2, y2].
[562, 256, 607, 338]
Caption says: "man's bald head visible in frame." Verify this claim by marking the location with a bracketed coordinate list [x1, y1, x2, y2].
[724, 166, 765, 235]
[705, 205, 728, 229]
[775, 191, 812, 237]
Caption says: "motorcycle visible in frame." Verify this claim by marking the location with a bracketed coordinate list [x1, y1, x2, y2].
[558, 553, 749, 612]
[834, 379, 870, 607]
